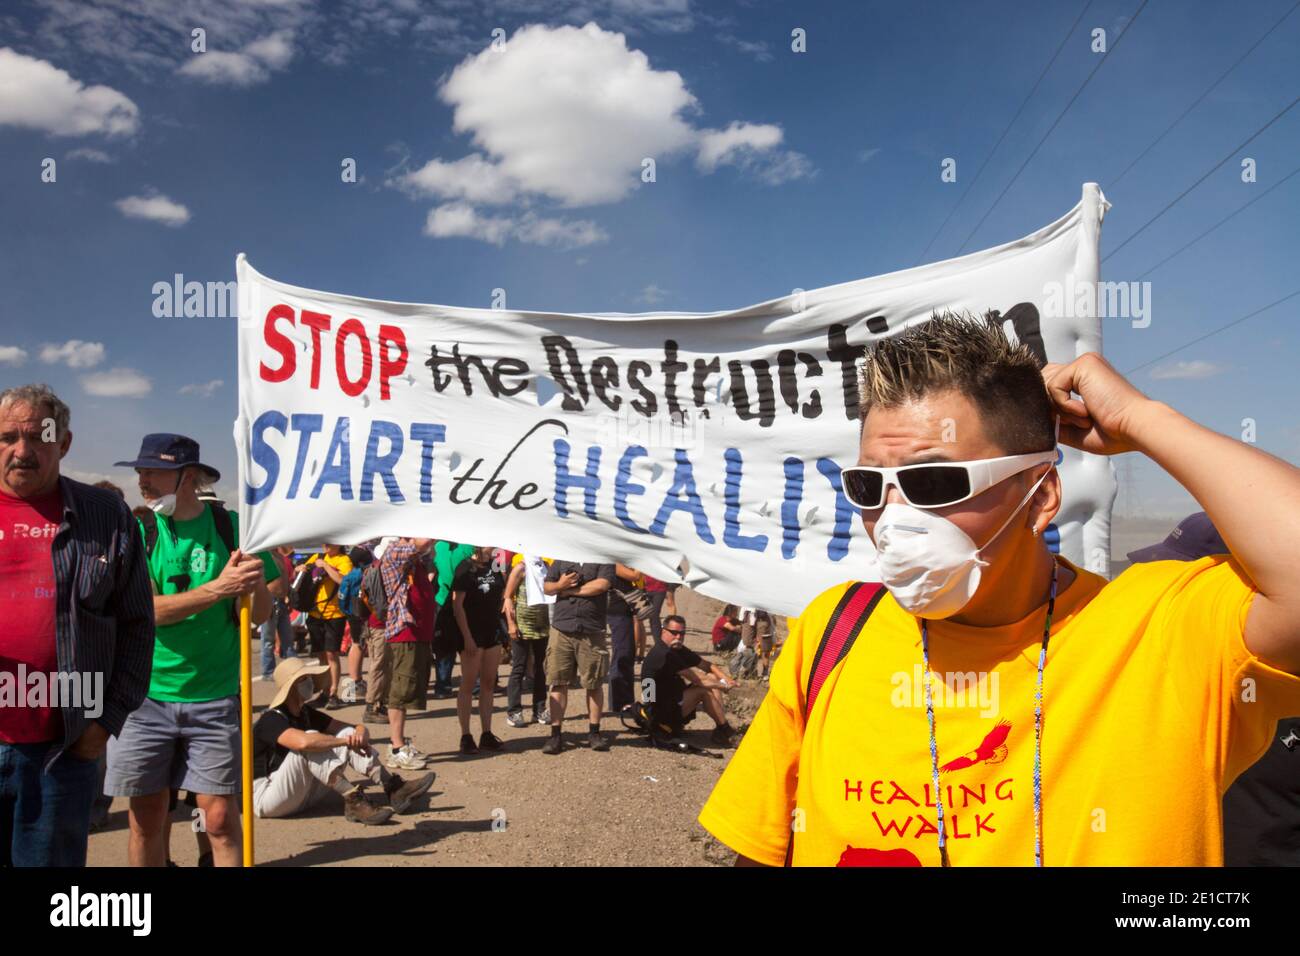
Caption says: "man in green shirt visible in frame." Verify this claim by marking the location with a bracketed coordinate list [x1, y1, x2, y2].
[105, 434, 278, 867]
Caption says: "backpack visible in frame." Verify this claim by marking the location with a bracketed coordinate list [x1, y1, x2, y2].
[359, 563, 388, 622]
[289, 558, 322, 613]
[783, 581, 887, 866]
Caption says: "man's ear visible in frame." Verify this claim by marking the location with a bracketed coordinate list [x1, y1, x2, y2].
[58, 429, 72, 459]
[1029, 466, 1063, 534]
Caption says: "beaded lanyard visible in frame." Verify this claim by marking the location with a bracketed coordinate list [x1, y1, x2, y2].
[920, 559, 1058, 867]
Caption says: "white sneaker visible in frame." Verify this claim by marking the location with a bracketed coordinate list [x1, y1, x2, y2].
[402, 738, 430, 761]
[535, 709, 551, 725]
[506, 711, 527, 728]
[385, 744, 428, 771]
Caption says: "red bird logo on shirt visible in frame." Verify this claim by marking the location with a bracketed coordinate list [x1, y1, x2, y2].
[939, 720, 1011, 772]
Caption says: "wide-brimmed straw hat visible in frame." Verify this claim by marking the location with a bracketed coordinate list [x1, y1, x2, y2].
[268, 657, 331, 709]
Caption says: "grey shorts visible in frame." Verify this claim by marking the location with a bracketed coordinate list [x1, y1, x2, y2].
[105, 695, 241, 797]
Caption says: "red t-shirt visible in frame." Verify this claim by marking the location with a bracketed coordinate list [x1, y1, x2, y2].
[390, 568, 434, 643]
[0, 486, 64, 743]
[643, 575, 668, 593]
[711, 614, 733, 648]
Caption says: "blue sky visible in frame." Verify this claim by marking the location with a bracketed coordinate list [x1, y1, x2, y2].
[1, 0, 1297, 522]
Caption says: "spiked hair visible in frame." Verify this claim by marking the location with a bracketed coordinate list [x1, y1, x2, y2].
[858, 310, 1055, 454]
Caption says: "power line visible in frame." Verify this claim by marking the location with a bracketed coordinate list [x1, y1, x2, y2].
[1108, 0, 1300, 189]
[1124, 289, 1299, 375]
[1103, 94, 1299, 263]
[914, 0, 1094, 265]
[955, 0, 1151, 253]
[1134, 162, 1300, 279]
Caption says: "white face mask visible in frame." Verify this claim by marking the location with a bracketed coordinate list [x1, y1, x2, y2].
[871, 466, 1053, 620]
[294, 677, 316, 701]
[147, 493, 177, 516]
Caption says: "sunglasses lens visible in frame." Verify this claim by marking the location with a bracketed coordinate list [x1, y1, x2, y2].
[898, 465, 970, 507]
[842, 469, 884, 509]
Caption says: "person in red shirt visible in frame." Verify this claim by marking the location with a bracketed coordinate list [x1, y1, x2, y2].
[0, 384, 154, 866]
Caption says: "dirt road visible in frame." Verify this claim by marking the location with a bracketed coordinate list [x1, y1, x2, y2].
[86, 588, 781, 867]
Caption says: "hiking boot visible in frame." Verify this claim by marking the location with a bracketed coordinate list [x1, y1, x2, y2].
[363, 707, 388, 724]
[459, 733, 479, 756]
[505, 710, 527, 728]
[384, 771, 436, 814]
[710, 725, 738, 748]
[344, 789, 394, 826]
[541, 734, 563, 755]
[588, 731, 610, 752]
[478, 731, 503, 752]
[385, 744, 427, 771]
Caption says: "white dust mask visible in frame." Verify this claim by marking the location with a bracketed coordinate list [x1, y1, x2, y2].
[872, 466, 1054, 620]
[147, 494, 177, 516]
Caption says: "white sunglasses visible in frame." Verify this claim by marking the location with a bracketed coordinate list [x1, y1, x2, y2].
[841, 448, 1058, 510]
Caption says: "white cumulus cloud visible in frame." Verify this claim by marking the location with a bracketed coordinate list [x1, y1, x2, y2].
[696, 121, 814, 184]
[438, 23, 699, 206]
[0, 48, 139, 137]
[0, 345, 29, 366]
[394, 23, 813, 246]
[179, 379, 223, 398]
[424, 203, 607, 249]
[114, 193, 191, 227]
[178, 30, 296, 87]
[394, 154, 520, 205]
[82, 367, 152, 398]
[40, 339, 106, 369]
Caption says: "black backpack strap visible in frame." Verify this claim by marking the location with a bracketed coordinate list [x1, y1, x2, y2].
[209, 504, 237, 557]
[142, 511, 160, 559]
[783, 581, 887, 867]
[207, 504, 241, 625]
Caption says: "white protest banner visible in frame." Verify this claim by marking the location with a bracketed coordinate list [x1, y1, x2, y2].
[236, 184, 1114, 616]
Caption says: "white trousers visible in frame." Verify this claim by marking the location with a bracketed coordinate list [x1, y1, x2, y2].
[252, 728, 379, 818]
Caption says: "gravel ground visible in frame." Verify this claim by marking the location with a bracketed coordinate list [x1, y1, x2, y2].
[85, 587, 783, 867]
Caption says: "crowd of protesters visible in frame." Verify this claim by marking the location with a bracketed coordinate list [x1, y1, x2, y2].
[5, 366, 1296, 869]
[0, 382, 755, 867]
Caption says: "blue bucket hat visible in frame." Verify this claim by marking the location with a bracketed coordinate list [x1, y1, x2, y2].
[115, 433, 221, 483]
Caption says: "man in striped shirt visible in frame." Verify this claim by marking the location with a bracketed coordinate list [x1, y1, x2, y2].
[0, 384, 155, 866]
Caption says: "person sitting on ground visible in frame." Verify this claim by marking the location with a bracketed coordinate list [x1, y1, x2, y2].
[711, 605, 742, 652]
[252, 658, 434, 825]
[641, 615, 738, 747]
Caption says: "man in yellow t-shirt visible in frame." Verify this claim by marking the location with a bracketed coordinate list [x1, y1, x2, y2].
[295, 545, 353, 709]
[698, 312, 1300, 867]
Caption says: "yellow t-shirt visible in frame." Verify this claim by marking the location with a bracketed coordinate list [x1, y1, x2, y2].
[698, 556, 1300, 867]
[307, 553, 353, 620]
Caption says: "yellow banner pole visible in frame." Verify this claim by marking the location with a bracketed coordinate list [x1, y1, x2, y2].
[240, 594, 254, 867]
